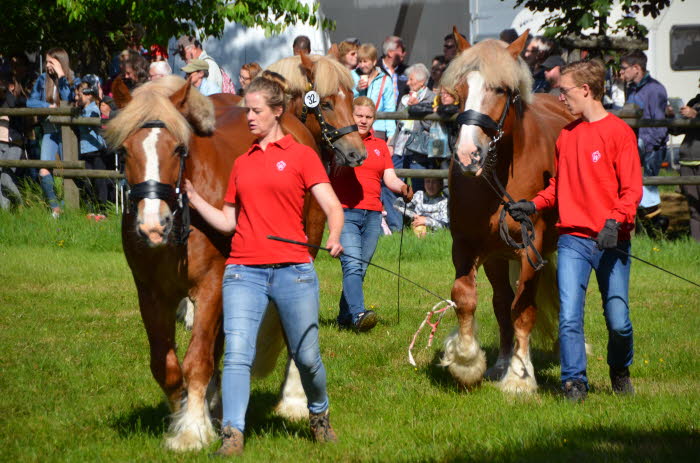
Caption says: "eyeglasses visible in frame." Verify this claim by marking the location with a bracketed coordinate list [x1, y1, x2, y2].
[559, 85, 582, 96]
[239, 75, 251, 82]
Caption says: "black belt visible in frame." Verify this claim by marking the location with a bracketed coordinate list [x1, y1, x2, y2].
[248, 262, 301, 269]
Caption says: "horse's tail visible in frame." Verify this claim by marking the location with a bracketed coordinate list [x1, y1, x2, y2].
[251, 304, 286, 378]
[508, 255, 559, 348]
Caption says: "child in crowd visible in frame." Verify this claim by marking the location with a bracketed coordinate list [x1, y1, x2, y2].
[394, 176, 448, 238]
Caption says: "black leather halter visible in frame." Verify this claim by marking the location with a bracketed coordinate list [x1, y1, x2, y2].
[454, 89, 545, 271]
[298, 86, 359, 153]
[127, 120, 191, 245]
[455, 88, 523, 161]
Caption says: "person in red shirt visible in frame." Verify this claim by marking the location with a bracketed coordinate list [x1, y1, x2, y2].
[185, 71, 344, 455]
[331, 96, 412, 331]
[508, 60, 642, 402]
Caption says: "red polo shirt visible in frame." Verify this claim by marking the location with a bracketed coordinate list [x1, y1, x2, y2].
[331, 132, 393, 211]
[532, 113, 642, 240]
[224, 134, 329, 265]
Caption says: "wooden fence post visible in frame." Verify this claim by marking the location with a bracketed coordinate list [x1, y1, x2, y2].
[60, 101, 80, 209]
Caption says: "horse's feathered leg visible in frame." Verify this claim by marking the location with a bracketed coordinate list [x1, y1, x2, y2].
[499, 245, 543, 394]
[441, 245, 486, 387]
[165, 276, 221, 451]
[483, 258, 515, 381]
[136, 283, 184, 411]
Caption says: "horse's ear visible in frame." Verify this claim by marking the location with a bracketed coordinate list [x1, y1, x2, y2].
[453, 26, 471, 52]
[327, 43, 340, 60]
[170, 81, 216, 136]
[170, 82, 192, 109]
[299, 51, 315, 84]
[507, 29, 530, 60]
[111, 77, 132, 108]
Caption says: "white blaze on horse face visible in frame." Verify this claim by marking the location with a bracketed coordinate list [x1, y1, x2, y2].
[142, 128, 162, 224]
[456, 71, 487, 165]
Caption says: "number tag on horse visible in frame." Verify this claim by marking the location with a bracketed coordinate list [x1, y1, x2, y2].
[304, 91, 320, 108]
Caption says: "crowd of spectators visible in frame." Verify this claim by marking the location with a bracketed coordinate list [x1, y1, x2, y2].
[0, 27, 697, 241]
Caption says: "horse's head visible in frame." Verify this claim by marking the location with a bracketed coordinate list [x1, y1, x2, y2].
[106, 77, 215, 247]
[269, 52, 367, 167]
[442, 28, 533, 174]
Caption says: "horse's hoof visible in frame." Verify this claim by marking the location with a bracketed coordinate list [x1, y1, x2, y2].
[274, 397, 308, 421]
[164, 428, 215, 452]
[441, 330, 487, 388]
[499, 362, 538, 394]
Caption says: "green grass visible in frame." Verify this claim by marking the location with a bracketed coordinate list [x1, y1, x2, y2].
[1, 206, 699, 462]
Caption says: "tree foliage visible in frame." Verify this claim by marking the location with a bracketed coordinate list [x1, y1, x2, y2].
[510, 0, 681, 39]
[3, 0, 334, 74]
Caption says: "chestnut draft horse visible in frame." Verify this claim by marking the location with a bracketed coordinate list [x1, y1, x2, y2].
[106, 68, 364, 451]
[438, 31, 574, 393]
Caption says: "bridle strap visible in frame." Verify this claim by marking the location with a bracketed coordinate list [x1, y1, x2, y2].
[129, 179, 176, 201]
[455, 89, 517, 135]
[456, 110, 500, 133]
[126, 120, 191, 245]
[453, 89, 545, 271]
[297, 87, 358, 150]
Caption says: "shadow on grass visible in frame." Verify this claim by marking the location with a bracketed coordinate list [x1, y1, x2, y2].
[110, 401, 170, 437]
[441, 427, 700, 462]
[109, 392, 309, 441]
[245, 391, 309, 440]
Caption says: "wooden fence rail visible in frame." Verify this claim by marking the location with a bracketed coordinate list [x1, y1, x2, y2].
[1, 105, 699, 210]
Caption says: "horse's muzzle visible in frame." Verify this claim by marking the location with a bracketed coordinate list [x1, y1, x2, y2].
[336, 148, 365, 168]
[135, 201, 174, 247]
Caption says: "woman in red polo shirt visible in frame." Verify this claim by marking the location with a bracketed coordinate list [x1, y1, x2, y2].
[331, 96, 412, 332]
[184, 71, 344, 456]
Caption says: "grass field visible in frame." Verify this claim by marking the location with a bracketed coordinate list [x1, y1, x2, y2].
[1, 205, 699, 462]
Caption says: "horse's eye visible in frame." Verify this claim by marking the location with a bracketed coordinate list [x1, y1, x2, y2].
[493, 87, 506, 94]
[321, 101, 333, 110]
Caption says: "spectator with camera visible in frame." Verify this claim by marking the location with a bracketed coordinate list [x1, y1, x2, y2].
[74, 75, 109, 215]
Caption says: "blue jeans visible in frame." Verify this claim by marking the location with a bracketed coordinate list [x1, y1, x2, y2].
[639, 143, 665, 208]
[40, 132, 62, 161]
[557, 234, 634, 387]
[39, 133, 63, 209]
[337, 209, 382, 325]
[221, 263, 329, 432]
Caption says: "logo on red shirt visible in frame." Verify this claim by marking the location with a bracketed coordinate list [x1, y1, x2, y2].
[276, 160, 287, 171]
[374, 148, 381, 156]
[591, 150, 601, 163]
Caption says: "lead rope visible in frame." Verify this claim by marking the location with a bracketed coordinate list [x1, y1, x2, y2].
[266, 235, 456, 364]
[481, 170, 546, 271]
[408, 299, 456, 367]
[174, 147, 191, 245]
[396, 200, 408, 324]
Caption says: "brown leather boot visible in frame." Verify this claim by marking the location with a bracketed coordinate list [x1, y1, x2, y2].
[309, 409, 338, 443]
[213, 426, 244, 457]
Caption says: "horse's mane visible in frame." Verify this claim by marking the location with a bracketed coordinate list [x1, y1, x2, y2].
[105, 75, 214, 148]
[267, 55, 355, 98]
[441, 39, 533, 104]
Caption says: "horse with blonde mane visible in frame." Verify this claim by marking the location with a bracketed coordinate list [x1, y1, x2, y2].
[106, 61, 364, 451]
[438, 30, 574, 393]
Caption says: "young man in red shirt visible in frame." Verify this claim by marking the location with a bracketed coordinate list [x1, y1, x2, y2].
[508, 60, 643, 401]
